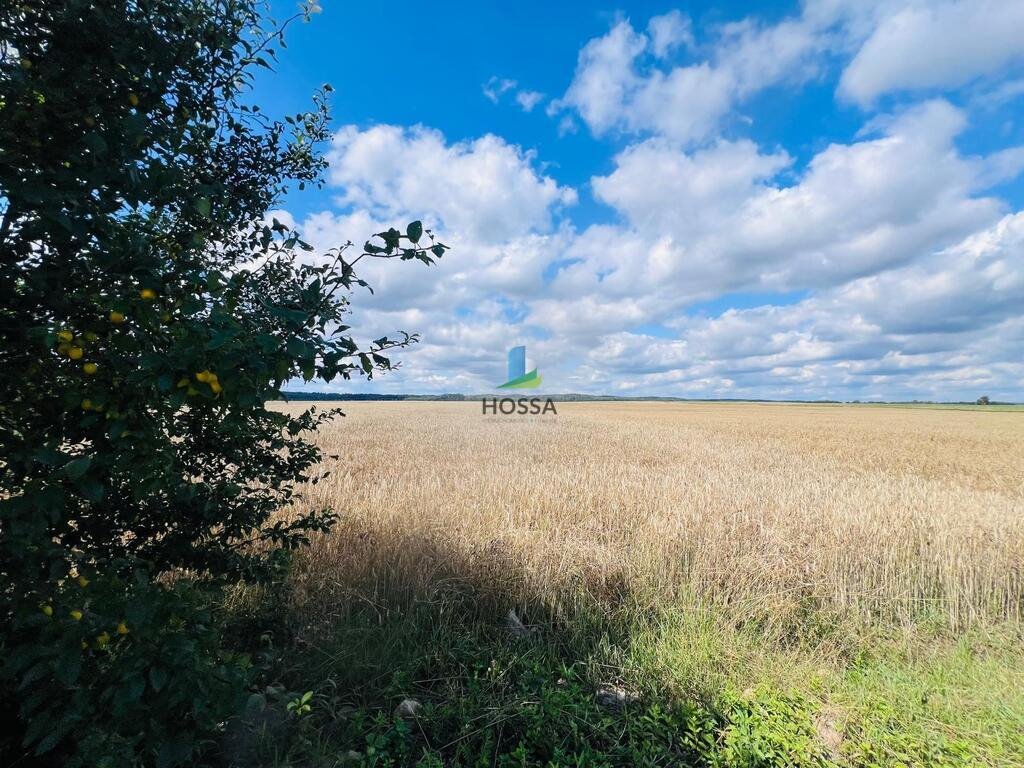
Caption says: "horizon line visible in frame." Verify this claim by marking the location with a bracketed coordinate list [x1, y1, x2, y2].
[278, 391, 1022, 406]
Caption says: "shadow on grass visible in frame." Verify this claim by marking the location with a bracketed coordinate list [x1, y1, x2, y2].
[220, 525, 838, 767]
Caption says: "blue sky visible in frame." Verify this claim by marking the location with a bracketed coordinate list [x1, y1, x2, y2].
[261, 1, 1024, 400]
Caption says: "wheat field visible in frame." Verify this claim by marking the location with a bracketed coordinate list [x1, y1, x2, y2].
[279, 401, 1024, 633]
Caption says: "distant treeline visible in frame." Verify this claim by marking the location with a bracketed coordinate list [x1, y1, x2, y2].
[276, 392, 1020, 405]
[278, 392, 469, 401]
[278, 391, 842, 403]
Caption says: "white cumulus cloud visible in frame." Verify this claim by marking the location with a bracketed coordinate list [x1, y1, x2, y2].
[554, 11, 826, 144]
[557, 100, 1008, 313]
[839, 0, 1024, 104]
[327, 125, 576, 244]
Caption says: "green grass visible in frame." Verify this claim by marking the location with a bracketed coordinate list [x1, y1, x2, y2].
[833, 628, 1024, 767]
[223, 592, 1024, 768]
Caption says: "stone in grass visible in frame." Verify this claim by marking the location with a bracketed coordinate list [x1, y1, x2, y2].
[814, 706, 845, 756]
[335, 704, 358, 720]
[221, 692, 290, 766]
[595, 685, 639, 711]
[504, 609, 532, 639]
[394, 698, 423, 721]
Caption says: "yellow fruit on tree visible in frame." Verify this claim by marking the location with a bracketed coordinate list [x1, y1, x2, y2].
[81, 399, 94, 411]
[42, 605, 53, 616]
[139, 287, 156, 300]
[68, 346, 84, 360]
[70, 610, 83, 621]
[96, 631, 110, 647]
[195, 370, 211, 383]
[109, 311, 126, 324]
[186, 386, 199, 396]
[116, 622, 129, 635]
[83, 362, 98, 375]
[77, 575, 90, 588]
[57, 330, 74, 342]
[84, 331, 99, 342]
[210, 381, 223, 394]
[57, 342, 71, 355]
[128, 92, 139, 107]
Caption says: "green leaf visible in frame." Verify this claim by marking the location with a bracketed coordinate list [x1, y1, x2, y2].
[406, 220, 423, 243]
[82, 132, 107, 154]
[22, 706, 53, 745]
[79, 478, 106, 503]
[205, 329, 235, 350]
[33, 729, 64, 756]
[2, 643, 38, 676]
[62, 456, 92, 479]
[31, 446, 65, 466]
[155, 737, 194, 768]
[194, 197, 211, 217]
[55, 651, 81, 685]
[125, 598, 150, 627]
[150, 666, 169, 692]
[124, 674, 146, 703]
[379, 227, 401, 253]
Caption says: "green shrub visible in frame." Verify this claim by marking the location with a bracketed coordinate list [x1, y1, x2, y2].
[8, 575, 249, 766]
[0, 1, 442, 764]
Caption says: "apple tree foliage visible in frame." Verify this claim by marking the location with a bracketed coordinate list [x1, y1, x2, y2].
[0, 1, 445, 764]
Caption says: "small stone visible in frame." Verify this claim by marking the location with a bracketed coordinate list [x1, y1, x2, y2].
[394, 698, 422, 720]
[815, 706, 844, 755]
[595, 685, 636, 711]
[504, 609, 531, 639]
[222, 693, 290, 765]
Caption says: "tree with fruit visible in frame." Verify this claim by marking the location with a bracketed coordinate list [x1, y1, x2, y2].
[0, 1, 444, 763]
